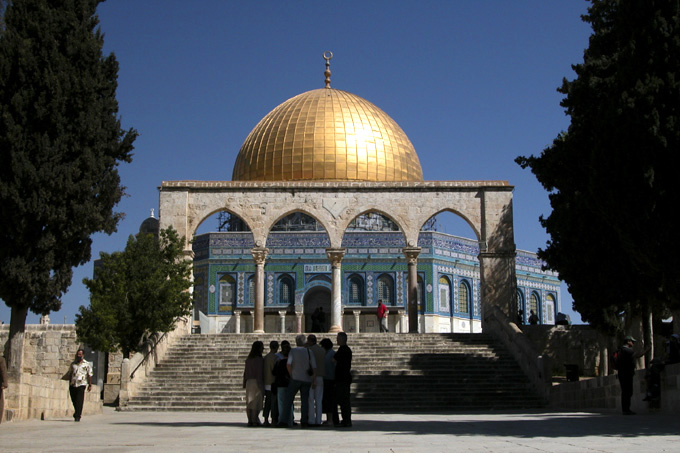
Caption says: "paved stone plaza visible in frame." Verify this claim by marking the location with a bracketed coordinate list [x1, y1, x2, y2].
[1, 407, 678, 452]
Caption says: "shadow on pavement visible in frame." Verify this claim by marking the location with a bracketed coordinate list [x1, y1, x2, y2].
[111, 411, 678, 439]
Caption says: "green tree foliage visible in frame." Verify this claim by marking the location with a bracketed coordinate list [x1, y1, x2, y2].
[516, 0, 680, 334]
[0, 0, 135, 364]
[77, 228, 193, 357]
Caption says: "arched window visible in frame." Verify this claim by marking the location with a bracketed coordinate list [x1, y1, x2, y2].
[529, 292, 540, 322]
[278, 275, 294, 305]
[377, 274, 394, 305]
[247, 275, 255, 305]
[438, 276, 451, 312]
[348, 275, 364, 305]
[458, 280, 471, 314]
[516, 289, 525, 323]
[545, 294, 556, 324]
[417, 275, 424, 312]
[219, 274, 236, 308]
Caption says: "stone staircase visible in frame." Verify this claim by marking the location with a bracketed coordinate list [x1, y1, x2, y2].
[123, 333, 545, 412]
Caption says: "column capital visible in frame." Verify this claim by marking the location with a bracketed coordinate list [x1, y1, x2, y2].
[352, 310, 362, 316]
[402, 246, 421, 264]
[278, 310, 287, 317]
[325, 247, 346, 267]
[250, 247, 269, 265]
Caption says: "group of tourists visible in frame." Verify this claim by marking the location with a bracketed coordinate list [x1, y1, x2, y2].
[243, 332, 352, 428]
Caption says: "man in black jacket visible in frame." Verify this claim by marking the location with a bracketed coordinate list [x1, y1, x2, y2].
[333, 332, 352, 427]
[617, 335, 645, 415]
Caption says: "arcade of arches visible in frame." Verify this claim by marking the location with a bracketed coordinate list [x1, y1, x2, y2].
[159, 180, 531, 333]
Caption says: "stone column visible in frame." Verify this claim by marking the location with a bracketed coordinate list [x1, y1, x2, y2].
[398, 309, 406, 333]
[234, 310, 241, 334]
[278, 310, 287, 333]
[251, 247, 268, 334]
[352, 310, 361, 333]
[403, 247, 421, 333]
[326, 248, 346, 333]
[295, 310, 303, 334]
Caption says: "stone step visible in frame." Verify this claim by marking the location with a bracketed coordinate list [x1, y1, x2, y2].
[124, 333, 545, 412]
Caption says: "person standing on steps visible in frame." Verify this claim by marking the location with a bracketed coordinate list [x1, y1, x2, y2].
[333, 331, 352, 427]
[528, 310, 538, 325]
[377, 300, 388, 332]
[274, 341, 293, 427]
[66, 349, 92, 422]
[244, 340, 265, 426]
[307, 334, 325, 426]
[262, 340, 279, 426]
[320, 338, 339, 426]
[283, 334, 316, 428]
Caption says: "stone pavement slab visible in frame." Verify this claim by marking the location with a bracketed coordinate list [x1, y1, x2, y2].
[0, 407, 678, 453]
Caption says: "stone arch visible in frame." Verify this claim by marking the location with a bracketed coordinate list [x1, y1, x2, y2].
[418, 208, 481, 241]
[340, 209, 407, 247]
[265, 209, 332, 235]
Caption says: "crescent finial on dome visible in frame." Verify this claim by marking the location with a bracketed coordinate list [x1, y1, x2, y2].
[323, 51, 333, 88]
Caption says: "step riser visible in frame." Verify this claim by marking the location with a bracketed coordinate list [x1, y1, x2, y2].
[124, 333, 544, 412]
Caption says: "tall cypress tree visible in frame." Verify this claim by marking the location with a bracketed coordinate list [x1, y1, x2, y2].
[0, 0, 136, 367]
[517, 0, 680, 335]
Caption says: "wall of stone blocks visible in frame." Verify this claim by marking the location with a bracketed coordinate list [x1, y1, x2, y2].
[549, 362, 680, 414]
[0, 324, 102, 422]
[521, 325, 611, 377]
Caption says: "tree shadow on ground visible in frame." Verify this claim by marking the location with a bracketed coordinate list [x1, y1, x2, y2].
[112, 411, 678, 438]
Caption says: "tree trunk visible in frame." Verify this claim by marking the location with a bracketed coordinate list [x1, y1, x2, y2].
[643, 307, 654, 366]
[628, 313, 645, 370]
[5, 305, 28, 375]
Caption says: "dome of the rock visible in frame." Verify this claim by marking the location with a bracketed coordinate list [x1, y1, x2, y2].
[232, 87, 423, 182]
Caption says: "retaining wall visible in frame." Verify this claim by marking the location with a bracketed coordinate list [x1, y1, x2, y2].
[0, 325, 102, 422]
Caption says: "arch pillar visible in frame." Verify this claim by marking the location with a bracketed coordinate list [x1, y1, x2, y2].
[403, 247, 421, 333]
[295, 309, 303, 334]
[352, 310, 361, 333]
[251, 247, 268, 333]
[326, 248, 346, 333]
[234, 310, 241, 334]
[278, 310, 287, 333]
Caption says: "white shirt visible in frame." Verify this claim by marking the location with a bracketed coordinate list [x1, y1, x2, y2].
[70, 359, 93, 387]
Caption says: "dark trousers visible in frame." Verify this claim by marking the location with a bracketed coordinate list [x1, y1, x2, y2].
[323, 379, 339, 425]
[335, 380, 351, 423]
[280, 379, 311, 426]
[69, 385, 86, 420]
[619, 373, 633, 412]
[263, 385, 279, 423]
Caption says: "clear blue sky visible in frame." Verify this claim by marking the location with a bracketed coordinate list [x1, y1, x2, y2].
[1, 0, 593, 325]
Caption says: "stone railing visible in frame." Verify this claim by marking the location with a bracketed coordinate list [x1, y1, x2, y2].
[118, 316, 190, 407]
[484, 305, 552, 401]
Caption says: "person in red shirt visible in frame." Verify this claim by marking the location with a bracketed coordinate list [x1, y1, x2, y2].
[377, 300, 388, 333]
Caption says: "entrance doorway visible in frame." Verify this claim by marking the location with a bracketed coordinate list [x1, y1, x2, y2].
[304, 286, 331, 333]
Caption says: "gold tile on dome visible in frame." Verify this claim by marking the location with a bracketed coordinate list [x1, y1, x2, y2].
[232, 88, 423, 182]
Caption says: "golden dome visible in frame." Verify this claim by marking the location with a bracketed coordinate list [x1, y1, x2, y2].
[232, 88, 423, 182]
